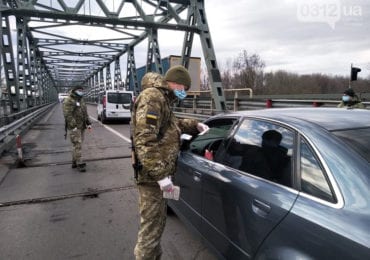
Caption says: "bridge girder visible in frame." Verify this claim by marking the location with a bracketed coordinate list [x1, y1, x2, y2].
[0, 0, 226, 115]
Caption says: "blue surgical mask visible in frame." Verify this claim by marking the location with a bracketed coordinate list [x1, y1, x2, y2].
[174, 89, 187, 100]
[342, 95, 350, 102]
[75, 90, 84, 97]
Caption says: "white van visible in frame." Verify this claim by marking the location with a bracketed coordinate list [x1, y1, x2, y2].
[97, 90, 134, 123]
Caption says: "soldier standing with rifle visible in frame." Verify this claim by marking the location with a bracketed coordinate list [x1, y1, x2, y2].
[63, 86, 92, 172]
[131, 67, 209, 260]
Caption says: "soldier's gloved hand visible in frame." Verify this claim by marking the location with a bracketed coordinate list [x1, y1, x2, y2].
[72, 127, 78, 132]
[197, 122, 210, 135]
[87, 125, 92, 130]
[157, 177, 174, 192]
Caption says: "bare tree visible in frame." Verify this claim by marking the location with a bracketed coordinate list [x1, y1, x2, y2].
[220, 58, 233, 89]
[218, 50, 369, 96]
[232, 50, 265, 91]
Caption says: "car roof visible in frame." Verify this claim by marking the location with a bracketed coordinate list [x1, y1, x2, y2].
[218, 108, 370, 131]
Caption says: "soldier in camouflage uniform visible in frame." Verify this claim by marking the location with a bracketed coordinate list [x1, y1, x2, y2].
[62, 86, 92, 172]
[132, 66, 209, 260]
[337, 88, 366, 109]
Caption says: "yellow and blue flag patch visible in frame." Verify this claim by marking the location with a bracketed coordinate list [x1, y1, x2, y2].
[146, 111, 158, 125]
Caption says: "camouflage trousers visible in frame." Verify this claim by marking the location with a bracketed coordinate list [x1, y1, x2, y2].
[69, 129, 85, 164]
[134, 184, 166, 260]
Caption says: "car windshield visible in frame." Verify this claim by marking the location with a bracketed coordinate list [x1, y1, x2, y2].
[332, 127, 370, 163]
[107, 93, 131, 104]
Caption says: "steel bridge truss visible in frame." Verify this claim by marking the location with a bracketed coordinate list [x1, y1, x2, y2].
[0, 0, 226, 116]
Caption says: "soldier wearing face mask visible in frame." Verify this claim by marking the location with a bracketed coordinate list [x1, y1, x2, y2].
[131, 66, 209, 260]
[62, 86, 92, 172]
[337, 88, 366, 109]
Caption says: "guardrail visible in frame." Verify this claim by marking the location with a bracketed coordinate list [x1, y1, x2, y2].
[2, 97, 369, 157]
[0, 103, 56, 156]
[0, 102, 54, 127]
[178, 97, 366, 115]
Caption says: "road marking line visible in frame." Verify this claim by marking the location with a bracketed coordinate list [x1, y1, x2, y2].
[89, 116, 131, 143]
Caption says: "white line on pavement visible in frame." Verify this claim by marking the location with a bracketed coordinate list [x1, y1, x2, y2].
[89, 116, 131, 143]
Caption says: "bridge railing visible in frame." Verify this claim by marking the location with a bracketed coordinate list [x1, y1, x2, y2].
[1, 96, 369, 156]
[176, 96, 364, 115]
[0, 103, 55, 156]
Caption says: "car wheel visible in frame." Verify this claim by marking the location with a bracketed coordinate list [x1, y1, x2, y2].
[97, 113, 101, 121]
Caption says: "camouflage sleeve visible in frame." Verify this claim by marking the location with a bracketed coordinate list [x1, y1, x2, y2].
[177, 118, 199, 136]
[62, 97, 77, 129]
[358, 102, 366, 109]
[82, 101, 91, 125]
[133, 89, 169, 180]
[337, 101, 346, 108]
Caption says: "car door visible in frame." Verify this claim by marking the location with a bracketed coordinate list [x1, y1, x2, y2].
[173, 152, 212, 231]
[200, 118, 299, 259]
[256, 136, 370, 259]
[116, 91, 133, 112]
[171, 117, 239, 233]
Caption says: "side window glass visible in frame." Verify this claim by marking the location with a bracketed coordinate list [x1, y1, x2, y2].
[220, 119, 294, 187]
[188, 118, 237, 157]
[300, 139, 335, 203]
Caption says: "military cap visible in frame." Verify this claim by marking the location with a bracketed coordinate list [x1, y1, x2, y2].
[344, 88, 355, 97]
[141, 72, 164, 90]
[164, 65, 191, 90]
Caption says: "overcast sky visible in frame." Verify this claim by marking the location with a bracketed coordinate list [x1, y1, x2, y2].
[22, 0, 370, 79]
[156, 0, 370, 78]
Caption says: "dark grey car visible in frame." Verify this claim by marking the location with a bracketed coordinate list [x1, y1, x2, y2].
[168, 108, 370, 259]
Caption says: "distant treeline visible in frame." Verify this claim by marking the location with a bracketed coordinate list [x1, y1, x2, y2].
[205, 50, 369, 97]
[254, 71, 369, 96]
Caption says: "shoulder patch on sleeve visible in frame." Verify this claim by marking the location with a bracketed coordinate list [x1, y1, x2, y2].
[146, 111, 158, 125]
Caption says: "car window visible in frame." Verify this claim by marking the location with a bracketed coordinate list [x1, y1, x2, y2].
[107, 93, 132, 104]
[332, 128, 370, 163]
[300, 139, 335, 203]
[217, 119, 294, 187]
[188, 118, 237, 156]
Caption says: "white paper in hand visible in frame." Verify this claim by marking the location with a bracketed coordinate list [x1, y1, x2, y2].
[163, 185, 180, 200]
[180, 133, 193, 141]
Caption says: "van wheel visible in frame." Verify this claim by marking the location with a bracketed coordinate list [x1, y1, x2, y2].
[97, 113, 101, 121]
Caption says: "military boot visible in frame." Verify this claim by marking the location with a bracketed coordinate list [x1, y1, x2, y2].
[72, 161, 77, 168]
[77, 163, 86, 172]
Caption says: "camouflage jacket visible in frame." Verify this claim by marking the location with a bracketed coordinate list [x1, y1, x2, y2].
[132, 84, 199, 184]
[337, 97, 366, 109]
[62, 91, 91, 130]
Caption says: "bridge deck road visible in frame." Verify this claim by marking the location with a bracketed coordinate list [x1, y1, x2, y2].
[0, 103, 216, 260]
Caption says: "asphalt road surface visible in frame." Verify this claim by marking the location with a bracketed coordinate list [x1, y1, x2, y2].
[0, 103, 217, 260]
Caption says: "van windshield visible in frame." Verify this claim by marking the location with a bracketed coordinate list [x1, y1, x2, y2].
[107, 93, 132, 104]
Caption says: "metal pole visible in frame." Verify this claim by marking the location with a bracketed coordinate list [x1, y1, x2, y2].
[349, 63, 352, 89]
